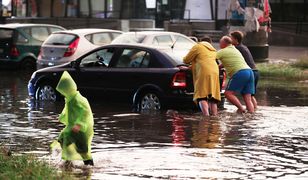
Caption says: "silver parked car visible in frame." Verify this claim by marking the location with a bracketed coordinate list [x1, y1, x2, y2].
[37, 28, 122, 69]
[111, 31, 196, 61]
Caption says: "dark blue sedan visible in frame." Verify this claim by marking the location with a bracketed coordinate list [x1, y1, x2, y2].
[28, 44, 225, 111]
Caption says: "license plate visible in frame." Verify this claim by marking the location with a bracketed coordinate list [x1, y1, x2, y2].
[0, 49, 3, 53]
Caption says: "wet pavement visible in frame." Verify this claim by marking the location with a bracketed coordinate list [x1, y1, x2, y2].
[0, 71, 308, 179]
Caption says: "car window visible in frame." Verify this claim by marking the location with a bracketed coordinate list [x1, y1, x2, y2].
[112, 34, 146, 44]
[111, 32, 121, 39]
[173, 35, 195, 49]
[85, 32, 112, 45]
[49, 27, 64, 34]
[0, 29, 13, 39]
[153, 38, 159, 45]
[115, 48, 150, 68]
[22, 28, 31, 36]
[31, 27, 49, 41]
[16, 32, 28, 44]
[153, 35, 173, 46]
[80, 48, 115, 68]
[44, 33, 77, 45]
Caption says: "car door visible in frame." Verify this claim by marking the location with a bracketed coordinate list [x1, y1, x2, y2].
[106, 47, 157, 98]
[15, 28, 34, 58]
[69, 47, 117, 97]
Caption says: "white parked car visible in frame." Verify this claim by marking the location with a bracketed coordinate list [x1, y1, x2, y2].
[111, 31, 196, 62]
[37, 28, 122, 69]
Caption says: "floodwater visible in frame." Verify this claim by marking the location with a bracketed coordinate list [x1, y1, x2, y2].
[0, 71, 308, 179]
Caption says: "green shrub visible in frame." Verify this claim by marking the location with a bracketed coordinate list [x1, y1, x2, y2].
[291, 56, 308, 69]
[257, 63, 308, 80]
[0, 147, 72, 180]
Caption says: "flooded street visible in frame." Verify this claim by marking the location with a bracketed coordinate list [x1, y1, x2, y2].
[0, 71, 308, 179]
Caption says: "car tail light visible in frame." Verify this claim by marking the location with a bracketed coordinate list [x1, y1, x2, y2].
[10, 45, 19, 57]
[171, 71, 187, 88]
[63, 38, 79, 57]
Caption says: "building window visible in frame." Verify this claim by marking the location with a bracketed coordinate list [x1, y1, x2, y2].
[90, 0, 121, 18]
[2, 0, 12, 17]
[53, 0, 65, 17]
[14, 0, 26, 17]
[91, 0, 105, 18]
[80, 0, 90, 17]
[38, 0, 51, 17]
[13, 0, 38, 17]
[67, 0, 78, 17]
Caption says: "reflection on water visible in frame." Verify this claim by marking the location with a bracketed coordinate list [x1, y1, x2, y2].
[0, 72, 308, 179]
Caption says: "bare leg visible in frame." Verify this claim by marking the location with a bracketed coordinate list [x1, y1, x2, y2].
[243, 94, 254, 113]
[225, 90, 245, 113]
[209, 102, 218, 116]
[198, 100, 209, 116]
[251, 96, 258, 109]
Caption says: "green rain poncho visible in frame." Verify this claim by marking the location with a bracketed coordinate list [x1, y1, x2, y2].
[51, 71, 94, 161]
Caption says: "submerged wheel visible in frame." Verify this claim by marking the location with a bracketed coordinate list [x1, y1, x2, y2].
[36, 84, 58, 101]
[21, 58, 36, 71]
[138, 92, 162, 111]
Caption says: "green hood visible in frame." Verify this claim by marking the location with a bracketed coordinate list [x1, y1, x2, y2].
[56, 71, 77, 99]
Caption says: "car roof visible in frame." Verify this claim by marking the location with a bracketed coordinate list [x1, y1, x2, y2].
[115, 31, 196, 44]
[53, 28, 123, 36]
[0, 23, 65, 29]
[120, 31, 185, 36]
[102, 43, 157, 49]
[106, 43, 182, 52]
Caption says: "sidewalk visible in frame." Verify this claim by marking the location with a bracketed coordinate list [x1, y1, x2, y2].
[269, 46, 308, 63]
[213, 43, 307, 63]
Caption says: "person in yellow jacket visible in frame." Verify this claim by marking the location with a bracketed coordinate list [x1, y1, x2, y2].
[51, 71, 94, 166]
[183, 37, 221, 116]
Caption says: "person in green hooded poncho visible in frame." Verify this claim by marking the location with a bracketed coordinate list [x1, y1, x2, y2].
[51, 71, 94, 166]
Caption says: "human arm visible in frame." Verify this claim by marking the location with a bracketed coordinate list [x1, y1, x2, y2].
[183, 44, 200, 64]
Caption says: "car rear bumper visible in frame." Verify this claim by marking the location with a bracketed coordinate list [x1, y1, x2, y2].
[37, 59, 70, 69]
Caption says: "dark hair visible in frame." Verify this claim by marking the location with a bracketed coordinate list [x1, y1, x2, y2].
[200, 35, 212, 43]
[230, 31, 244, 44]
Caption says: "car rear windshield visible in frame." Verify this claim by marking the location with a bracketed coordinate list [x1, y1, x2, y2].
[112, 34, 146, 44]
[44, 33, 77, 45]
[0, 29, 13, 39]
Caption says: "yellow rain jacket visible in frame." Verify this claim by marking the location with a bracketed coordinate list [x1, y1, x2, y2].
[51, 71, 94, 161]
[183, 42, 221, 102]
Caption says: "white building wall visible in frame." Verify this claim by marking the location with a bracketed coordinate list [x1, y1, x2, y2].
[184, 0, 212, 20]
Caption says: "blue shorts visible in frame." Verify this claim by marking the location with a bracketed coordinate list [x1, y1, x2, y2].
[252, 69, 259, 95]
[226, 69, 255, 95]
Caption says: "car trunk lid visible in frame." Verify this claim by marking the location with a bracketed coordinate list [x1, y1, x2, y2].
[39, 33, 78, 61]
[175, 65, 194, 92]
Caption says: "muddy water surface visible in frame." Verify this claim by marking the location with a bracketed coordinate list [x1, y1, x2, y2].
[0, 72, 308, 179]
